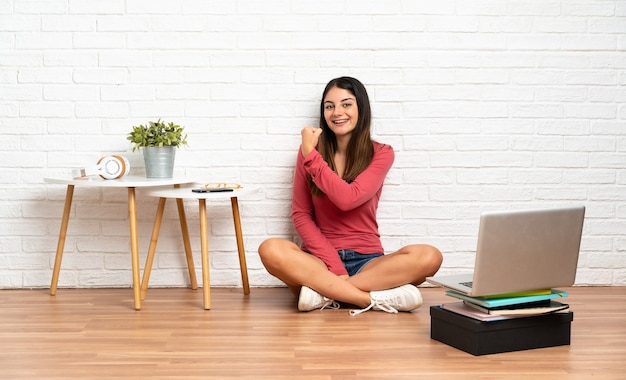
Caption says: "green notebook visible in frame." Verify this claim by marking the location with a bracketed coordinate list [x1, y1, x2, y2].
[445, 289, 569, 308]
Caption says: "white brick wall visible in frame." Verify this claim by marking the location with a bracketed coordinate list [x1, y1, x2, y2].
[1, 0, 625, 289]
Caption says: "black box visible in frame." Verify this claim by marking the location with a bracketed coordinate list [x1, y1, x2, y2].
[430, 305, 573, 356]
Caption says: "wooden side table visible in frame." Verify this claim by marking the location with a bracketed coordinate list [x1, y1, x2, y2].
[140, 186, 255, 309]
[44, 176, 195, 310]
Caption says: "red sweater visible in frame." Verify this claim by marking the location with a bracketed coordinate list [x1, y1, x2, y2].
[292, 141, 394, 275]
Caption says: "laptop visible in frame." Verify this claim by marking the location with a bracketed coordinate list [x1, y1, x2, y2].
[426, 205, 585, 297]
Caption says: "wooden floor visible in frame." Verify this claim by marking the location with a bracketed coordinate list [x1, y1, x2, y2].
[0, 286, 624, 379]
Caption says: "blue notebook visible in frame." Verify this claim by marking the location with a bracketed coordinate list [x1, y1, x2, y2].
[445, 289, 569, 308]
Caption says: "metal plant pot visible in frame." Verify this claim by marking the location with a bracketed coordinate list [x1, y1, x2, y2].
[142, 146, 176, 178]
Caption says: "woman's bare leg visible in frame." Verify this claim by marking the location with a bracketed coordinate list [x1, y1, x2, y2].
[259, 239, 443, 308]
[258, 238, 371, 307]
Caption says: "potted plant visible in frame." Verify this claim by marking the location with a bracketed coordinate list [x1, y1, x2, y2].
[127, 119, 188, 178]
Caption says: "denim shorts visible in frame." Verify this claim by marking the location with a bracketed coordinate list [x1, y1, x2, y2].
[338, 249, 383, 276]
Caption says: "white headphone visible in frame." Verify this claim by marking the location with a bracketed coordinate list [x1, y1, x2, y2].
[96, 155, 130, 180]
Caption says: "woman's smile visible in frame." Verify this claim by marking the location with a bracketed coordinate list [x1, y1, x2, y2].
[323, 87, 359, 138]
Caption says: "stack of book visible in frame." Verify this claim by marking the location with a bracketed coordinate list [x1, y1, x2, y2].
[440, 289, 570, 322]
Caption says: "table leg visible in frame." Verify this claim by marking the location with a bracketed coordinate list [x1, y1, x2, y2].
[230, 197, 250, 295]
[175, 198, 198, 289]
[198, 199, 211, 310]
[50, 185, 74, 295]
[140, 197, 167, 301]
[127, 187, 141, 310]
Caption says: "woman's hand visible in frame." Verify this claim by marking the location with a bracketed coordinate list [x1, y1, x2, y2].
[301, 127, 323, 157]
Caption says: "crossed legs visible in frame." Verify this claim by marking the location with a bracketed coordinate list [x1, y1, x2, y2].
[258, 238, 443, 308]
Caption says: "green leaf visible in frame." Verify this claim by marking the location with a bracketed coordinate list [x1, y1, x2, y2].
[127, 119, 188, 152]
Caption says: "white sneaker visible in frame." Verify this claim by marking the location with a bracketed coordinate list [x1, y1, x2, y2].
[349, 284, 423, 316]
[298, 286, 340, 312]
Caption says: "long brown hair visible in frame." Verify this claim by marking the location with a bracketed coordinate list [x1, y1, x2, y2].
[310, 76, 374, 196]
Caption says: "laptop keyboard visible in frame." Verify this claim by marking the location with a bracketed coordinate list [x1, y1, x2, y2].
[460, 281, 473, 288]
